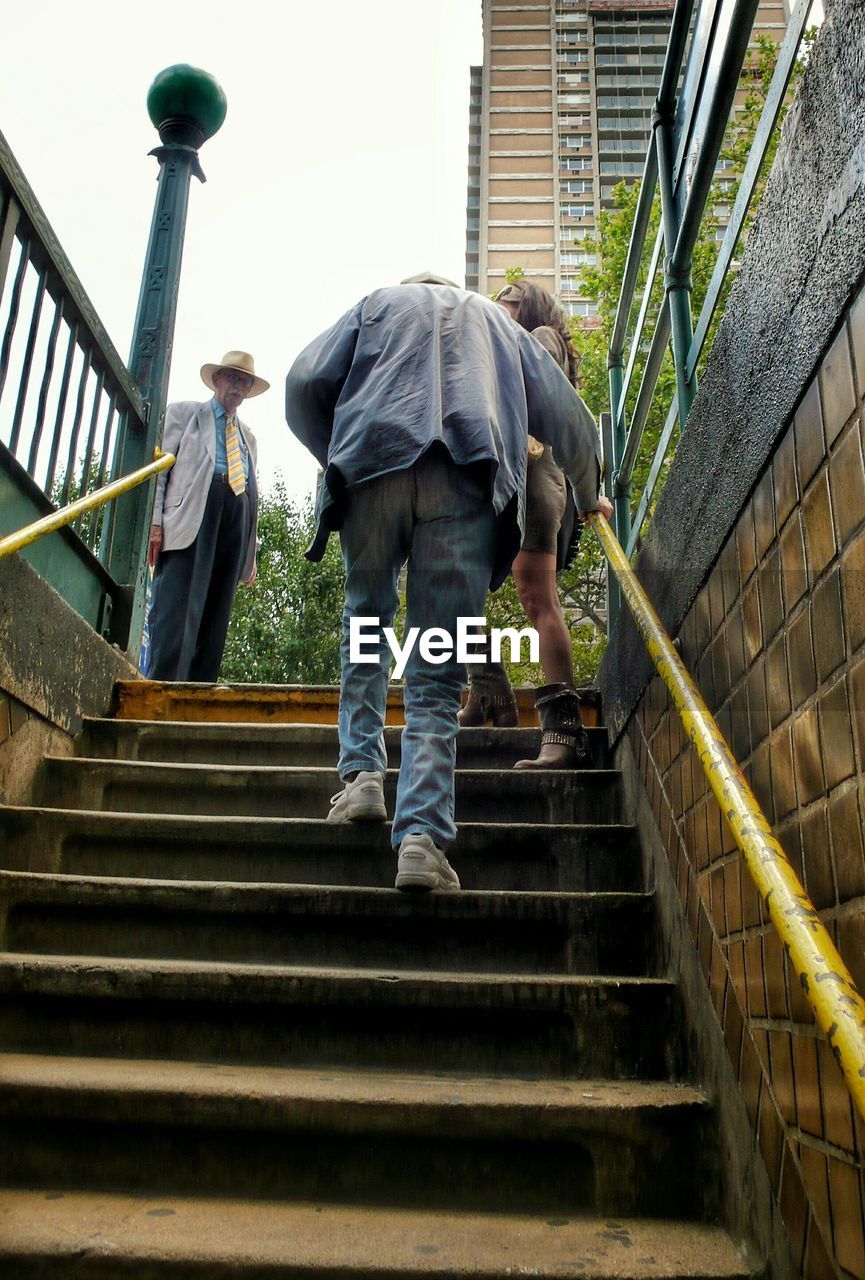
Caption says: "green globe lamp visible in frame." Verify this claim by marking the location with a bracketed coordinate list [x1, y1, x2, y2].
[146, 64, 227, 149]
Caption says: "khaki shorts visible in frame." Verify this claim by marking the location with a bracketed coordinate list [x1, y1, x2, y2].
[522, 445, 567, 555]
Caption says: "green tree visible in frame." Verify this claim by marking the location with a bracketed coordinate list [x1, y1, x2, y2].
[221, 477, 345, 684]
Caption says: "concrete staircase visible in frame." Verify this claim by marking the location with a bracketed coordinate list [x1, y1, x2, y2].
[0, 686, 759, 1278]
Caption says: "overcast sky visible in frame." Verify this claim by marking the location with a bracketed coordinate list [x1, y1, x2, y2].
[0, 1, 483, 500]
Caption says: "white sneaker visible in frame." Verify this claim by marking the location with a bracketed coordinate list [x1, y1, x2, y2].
[327, 771, 387, 824]
[395, 833, 461, 893]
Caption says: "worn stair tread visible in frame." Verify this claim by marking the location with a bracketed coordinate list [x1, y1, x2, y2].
[80, 719, 571, 742]
[1, 804, 633, 834]
[0, 1052, 707, 1126]
[42, 756, 617, 779]
[0, 868, 649, 908]
[0, 951, 671, 996]
[0, 1189, 754, 1278]
[77, 719, 607, 758]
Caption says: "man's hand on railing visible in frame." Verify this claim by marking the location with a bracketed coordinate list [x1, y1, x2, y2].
[148, 524, 163, 569]
[580, 496, 614, 522]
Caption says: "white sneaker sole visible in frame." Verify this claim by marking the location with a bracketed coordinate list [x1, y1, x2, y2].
[395, 864, 460, 893]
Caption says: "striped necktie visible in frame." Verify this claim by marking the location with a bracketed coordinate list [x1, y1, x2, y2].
[225, 413, 246, 496]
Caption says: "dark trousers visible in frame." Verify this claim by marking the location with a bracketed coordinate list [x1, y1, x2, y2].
[148, 477, 250, 682]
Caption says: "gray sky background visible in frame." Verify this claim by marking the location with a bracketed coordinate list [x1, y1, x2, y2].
[0, 0, 483, 500]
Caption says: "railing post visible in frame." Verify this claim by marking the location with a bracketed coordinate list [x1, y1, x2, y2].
[653, 101, 697, 429]
[104, 64, 226, 659]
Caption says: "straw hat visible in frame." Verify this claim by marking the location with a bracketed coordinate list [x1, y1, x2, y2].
[200, 350, 270, 398]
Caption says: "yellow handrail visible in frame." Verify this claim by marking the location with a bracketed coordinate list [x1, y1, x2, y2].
[0, 449, 175, 561]
[590, 510, 865, 1123]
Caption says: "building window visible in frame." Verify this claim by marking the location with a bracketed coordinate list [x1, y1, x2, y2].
[563, 299, 598, 317]
[562, 179, 593, 194]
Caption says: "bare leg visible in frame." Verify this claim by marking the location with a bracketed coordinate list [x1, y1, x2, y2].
[511, 549, 589, 769]
[512, 549, 574, 687]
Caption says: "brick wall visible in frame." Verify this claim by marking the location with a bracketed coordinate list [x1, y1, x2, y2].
[627, 279, 865, 1278]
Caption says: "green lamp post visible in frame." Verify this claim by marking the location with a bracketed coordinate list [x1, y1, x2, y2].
[107, 65, 226, 659]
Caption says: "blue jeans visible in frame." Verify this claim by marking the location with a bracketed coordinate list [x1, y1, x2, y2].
[338, 446, 497, 848]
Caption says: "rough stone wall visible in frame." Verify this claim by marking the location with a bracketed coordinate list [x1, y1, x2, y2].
[598, 0, 865, 1273]
[0, 554, 136, 804]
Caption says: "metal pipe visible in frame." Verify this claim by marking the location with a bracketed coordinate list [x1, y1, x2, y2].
[618, 303, 672, 488]
[685, 0, 814, 382]
[616, 223, 664, 432]
[0, 450, 175, 561]
[626, 396, 679, 559]
[608, 0, 694, 365]
[656, 106, 697, 426]
[671, 0, 761, 275]
[609, 140, 660, 361]
[657, 0, 697, 113]
[591, 511, 865, 1124]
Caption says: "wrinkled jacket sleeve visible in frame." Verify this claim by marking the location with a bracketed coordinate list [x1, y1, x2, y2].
[518, 334, 601, 513]
[284, 302, 364, 466]
[151, 402, 191, 528]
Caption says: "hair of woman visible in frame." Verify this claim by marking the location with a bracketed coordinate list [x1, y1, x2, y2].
[495, 279, 580, 388]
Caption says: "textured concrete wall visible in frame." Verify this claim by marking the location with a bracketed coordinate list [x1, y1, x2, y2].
[0, 555, 136, 804]
[599, 1, 865, 1274]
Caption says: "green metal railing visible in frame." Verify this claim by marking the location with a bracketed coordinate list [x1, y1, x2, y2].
[591, 511, 865, 1124]
[604, 0, 815, 623]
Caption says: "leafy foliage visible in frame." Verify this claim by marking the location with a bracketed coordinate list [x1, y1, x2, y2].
[50, 454, 109, 549]
[221, 477, 345, 684]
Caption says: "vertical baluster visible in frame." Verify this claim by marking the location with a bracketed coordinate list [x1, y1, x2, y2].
[0, 194, 21, 319]
[28, 294, 63, 474]
[9, 268, 47, 454]
[100, 404, 127, 556]
[92, 397, 118, 556]
[59, 358, 90, 505]
[44, 321, 78, 495]
[73, 368, 104, 526]
[0, 238, 30, 410]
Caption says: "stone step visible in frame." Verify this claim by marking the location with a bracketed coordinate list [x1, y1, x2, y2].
[0, 872, 656, 976]
[0, 1190, 757, 1279]
[0, 807, 643, 893]
[78, 719, 612, 770]
[35, 758, 623, 825]
[0, 1055, 713, 1218]
[113, 680, 605, 731]
[0, 954, 682, 1079]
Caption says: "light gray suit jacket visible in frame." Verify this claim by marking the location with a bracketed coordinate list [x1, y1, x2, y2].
[153, 399, 259, 584]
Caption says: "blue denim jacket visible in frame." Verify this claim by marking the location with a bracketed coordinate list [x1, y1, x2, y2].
[284, 284, 600, 589]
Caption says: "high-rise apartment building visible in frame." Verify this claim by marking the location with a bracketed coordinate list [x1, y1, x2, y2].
[467, 0, 790, 317]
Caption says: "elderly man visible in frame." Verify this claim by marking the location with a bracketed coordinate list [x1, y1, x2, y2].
[146, 350, 268, 682]
[285, 280, 611, 894]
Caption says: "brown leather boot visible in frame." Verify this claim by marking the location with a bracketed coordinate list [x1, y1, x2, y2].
[514, 684, 591, 769]
[458, 664, 519, 728]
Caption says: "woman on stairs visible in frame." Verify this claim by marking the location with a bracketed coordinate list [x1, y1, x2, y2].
[459, 280, 601, 770]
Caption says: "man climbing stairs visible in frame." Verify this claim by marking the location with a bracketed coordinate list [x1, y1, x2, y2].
[0, 684, 760, 1277]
